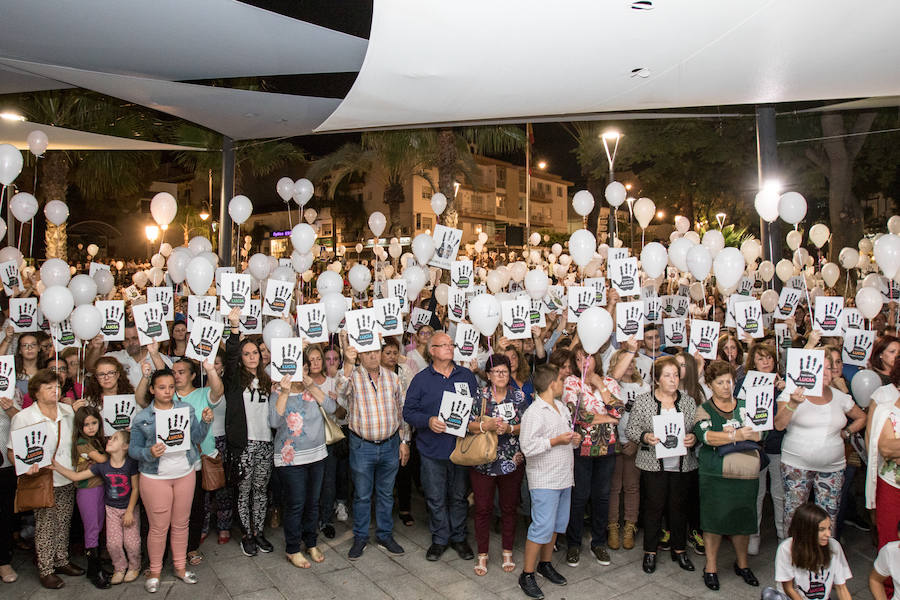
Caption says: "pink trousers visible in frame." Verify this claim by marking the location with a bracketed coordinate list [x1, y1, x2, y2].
[140, 472, 195, 574]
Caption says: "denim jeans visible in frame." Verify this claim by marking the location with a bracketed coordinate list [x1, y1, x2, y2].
[566, 453, 616, 549]
[349, 432, 400, 541]
[419, 455, 469, 545]
[279, 460, 325, 554]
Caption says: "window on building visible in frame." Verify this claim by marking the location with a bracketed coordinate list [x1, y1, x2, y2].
[557, 186, 563, 197]
[471, 194, 484, 212]
[518, 171, 525, 188]
[496, 168, 506, 188]
[519, 197, 524, 211]
[496, 195, 505, 210]
[321, 223, 333, 236]
[422, 185, 433, 199]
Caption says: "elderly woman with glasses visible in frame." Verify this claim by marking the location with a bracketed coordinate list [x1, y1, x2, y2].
[21, 356, 83, 409]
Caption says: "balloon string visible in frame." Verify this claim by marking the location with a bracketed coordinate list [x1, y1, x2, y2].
[29, 221, 33, 258]
[17, 221, 23, 252]
[0, 184, 5, 214]
[287, 205, 293, 229]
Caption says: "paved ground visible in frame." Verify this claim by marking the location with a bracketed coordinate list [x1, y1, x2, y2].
[4, 494, 878, 600]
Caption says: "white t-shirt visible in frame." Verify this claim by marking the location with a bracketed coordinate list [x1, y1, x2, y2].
[105, 349, 173, 388]
[780, 387, 855, 472]
[243, 379, 271, 442]
[142, 407, 193, 479]
[7, 402, 75, 487]
[775, 537, 851, 599]
[874, 541, 900, 599]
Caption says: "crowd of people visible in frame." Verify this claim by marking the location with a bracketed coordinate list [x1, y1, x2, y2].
[1, 267, 899, 600]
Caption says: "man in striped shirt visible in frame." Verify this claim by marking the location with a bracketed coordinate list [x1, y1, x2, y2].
[339, 344, 410, 561]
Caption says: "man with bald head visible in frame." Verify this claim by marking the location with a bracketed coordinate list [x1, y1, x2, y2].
[404, 331, 479, 562]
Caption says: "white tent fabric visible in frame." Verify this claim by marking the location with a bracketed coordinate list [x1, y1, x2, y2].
[0, 119, 206, 152]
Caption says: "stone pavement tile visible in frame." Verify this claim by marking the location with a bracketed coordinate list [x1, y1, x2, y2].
[397, 547, 464, 590]
[209, 555, 274, 596]
[610, 581, 689, 599]
[438, 576, 503, 600]
[441, 547, 523, 592]
[317, 568, 392, 600]
[344, 543, 408, 581]
[372, 572, 438, 600]
[231, 587, 287, 600]
[165, 580, 232, 600]
[263, 562, 334, 598]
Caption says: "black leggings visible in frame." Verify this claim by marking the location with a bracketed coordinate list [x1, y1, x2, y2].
[640, 470, 689, 553]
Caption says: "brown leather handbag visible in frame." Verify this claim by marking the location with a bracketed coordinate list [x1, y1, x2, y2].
[201, 453, 226, 491]
[450, 396, 498, 466]
[14, 422, 60, 513]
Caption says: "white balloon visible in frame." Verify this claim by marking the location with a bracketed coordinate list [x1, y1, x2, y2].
[198, 251, 218, 269]
[228, 195, 253, 225]
[150, 192, 177, 227]
[551, 243, 563, 257]
[368, 212, 387, 237]
[389, 243, 402, 259]
[683, 231, 700, 245]
[42, 200, 69, 226]
[568, 229, 596, 267]
[786, 230, 803, 251]
[674, 215, 690, 233]
[851, 370, 882, 408]
[10, 192, 38, 222]
[304, 208, 317, 224]
[740, 239, 761, 263]
[40, 285, 74, 323]
[0, 218, 6, 241]
[247, 253, 270, 280]
[263, 318, 293, 348]
[290, 223, 317, 254]
[668, 237, 694, 272]
[509, 262, 528, 283]
[775, 259, 794, 283]
[577, 306, 613, 354]
[793, 248, 810, 268]
[633, 197, 656, 229]
[856, 286, 884, 320]
[186, 256, 215, 295]
[524, 268, 550, 300]
[754, 189, 780, 223]
[469, 293, 501, 337]
[270, 266, 295, 283]
[434, 283, 450, 306]
[686, 245, 712, 281]
[486, 270, 505, 294]
[572, 190, 595, 216]
[167, 248, 191, 284]
[412, 233, 435, 265]
[821, 263, 840, 288]
[809, 224, 830, 248]
[348, 264, 372, 292]
[27, 130, 49, 157]
[758, 260, 775, 282]
[874, 234, 900, 277]
[529, 232, 541, 246]
[863, 272, 882, 289]
[291, 251, 313, 274]
[93, 269, 114, 295]
[604, 182, 627, 208]
[431, 192, 447, 216]
[640, 242, 668, 279]
[188, 236, 212, 255]
[276, 177, 294, 202]
[778, 192, 807, 225]
[148, 267, 165, 287]
[701, 230, 725, 257]
[355, 243, 364, 254]
[889, 216, 900, 236]
[40, 258, 71, 287]
[839, 247, 860, 270]
[859, 238, 874, 253]
[403, 266, 427, 300]
[712, 247, 745, 289]
[68, 274, 97, 306]
[689, 282, 705, 302]
[0, 144, 23, 186]
[159, 243, 173, 257]
[317, 270, 343, 296]
[292, 178, 314, 207]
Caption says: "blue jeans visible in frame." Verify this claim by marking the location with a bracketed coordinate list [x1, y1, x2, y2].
[566, 453, 616, 548]
[419, 455, 469, 545]
[279, 460, 325, 554]
[349, 432, 400, 541]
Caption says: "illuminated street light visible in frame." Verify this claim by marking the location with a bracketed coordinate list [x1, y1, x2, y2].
[145, 225, 160, 242]
[601, 130, 621, 141]
[0, 112, 25, 121]
[624, 183, 632, 191]
[656, 210, 665, 220]
[199, 211, 210, 221]
[716, 212, 727, 228]
[537, 160, 547, 170]
[600, 130, 622, 242]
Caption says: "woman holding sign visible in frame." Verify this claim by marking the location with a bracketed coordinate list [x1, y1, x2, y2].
[81, 357, 141, 410]
[693, 360, 762, 591]
[129, 368, 212, 593]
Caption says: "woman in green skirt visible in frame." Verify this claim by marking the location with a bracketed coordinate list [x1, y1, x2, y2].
[693, 360, 763, 592]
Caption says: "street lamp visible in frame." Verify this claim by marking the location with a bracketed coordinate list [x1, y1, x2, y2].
[656, 210, 665, 220]
[625, 197, 636, 253]
[537, 160, 547, 170]
[601, 129, 621, 243]
[145, 225, 159, 243]
[715, 212, 727, 228]
[199, 210, 210, 221]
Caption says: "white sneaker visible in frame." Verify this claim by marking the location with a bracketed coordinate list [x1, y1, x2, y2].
[335, 502, 349, 522]
[748, 534, 760, 556]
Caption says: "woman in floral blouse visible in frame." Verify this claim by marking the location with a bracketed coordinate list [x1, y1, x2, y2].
[467, 354, 527, 577]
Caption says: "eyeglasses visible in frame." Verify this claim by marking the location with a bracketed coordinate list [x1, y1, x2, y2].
[48, 366, 67, 373]
[20, 343, 38, 349]
[418, 330, 433, 337]
[431, 343, 452, 349]
[490, 370, 510, 377]
[96, 370, 119, 378]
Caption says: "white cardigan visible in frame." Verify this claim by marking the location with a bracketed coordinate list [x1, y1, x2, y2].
[866, 384, 900, 509]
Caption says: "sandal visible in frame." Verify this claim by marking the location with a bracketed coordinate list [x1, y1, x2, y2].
[399, 512, 415, 527]
[286, 551, 311, 569]
[474, 553, 488, 576]
[218, 530, 231, 545]
[0, 564, 18, 583]
[502, 550, 516, 573]
[187, 550, 204, 566]
[308, 547, 325, 563]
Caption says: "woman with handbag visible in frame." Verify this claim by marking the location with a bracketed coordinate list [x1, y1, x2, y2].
[693, 360, 762, 591]
[6, 369, 81, 589]
[225, 308, 275, 558]
[467, 354, 527, 577]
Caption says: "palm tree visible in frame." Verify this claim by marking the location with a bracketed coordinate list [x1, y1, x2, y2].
[307, 130, 437, 237]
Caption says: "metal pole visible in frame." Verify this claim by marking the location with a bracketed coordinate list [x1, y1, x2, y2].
[218, 136, 234, 266]
[607, 166, 615, 243]
[756, 105, 782, 288]
[6, 193, 13, 247]
[525, 123, 531, 248]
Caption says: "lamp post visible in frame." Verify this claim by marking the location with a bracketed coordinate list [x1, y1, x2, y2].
[601, 130, 621, 244]
[625, 189, 635, 254]
[716, 212, 727, 229]
[145, 224, 159, 259]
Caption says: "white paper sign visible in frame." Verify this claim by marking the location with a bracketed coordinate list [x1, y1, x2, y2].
[387, 279, 408, 313]
[501, 297, 532, 340]
[95, 300, 125, 341]
[567, 286, 595, 322]
[813, 296, 844, 335]
[12, 421, 53, 475]
[373, 297, 403, 337]
[609, 257, 640, 297]
[429, 225, 463, 270]
[407, 307, 433, 333]
[9, 297, 38, 332]
[743, 370, 777, 390]
[726, 294, 753, 329]
[784, 349, 825, 396]
[652, 412, 686, 458]
[89, 262, 111, 278]
[188, 296, 217, 330]
[123, 284, 142, 303]
[454, 323, 480, 364]
[346, 308, 382, 352]
[585, 277, 608, 306]
[0, 260, 21, 295]
[689, 320, 720, 361]
[663, 318, 688, 348]
[239, 299, 263, 334]
[529, 299, 546, 328]
[671, 296, 690, 319]
[736, 299, 764, 339]
[447, 287, 466, 322]
[438, 391, 473, 437]
[220, 273, 252, 315]
[644, 297, 663, 325]
[608, 247, 629, 262]
[786, 275, 805, 290]
[840, 308, 865, 333]
[662, 295, 676, 318]
[737, 277, 754, 296]
[775, 323, 792, 353]
[102, 394, 137, 436]
[842, 328, 875, 367]
[297, 303, 328, 343]
[50, 319, 78, 352]
[269, 337, 304, 382]
[775, 288, 803, 320]
[263, 279, 294, 317]
[156, 407, 191, 453]
[743, 386, 775, 431]
[616, 301, 644, 342]
[147, 287, 174, 322]
[214, 267, 235, 295]
[133, 302, 169, 345]
[185, 317, 224, 362]
[451, 260, 474, 289]
[0, 355, 15, 399]
[882, 277, 900, 303]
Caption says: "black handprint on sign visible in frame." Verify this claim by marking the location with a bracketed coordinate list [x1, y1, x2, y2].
[227, 278, 250, 309]
[787, 355, 824, 390]
[508, 305, 527, 334]
[695, 325, 716, 354]
[266, 284, 291, 313]
[778, 330, 793, 351]
[104, 401, 135, 431]
[645, 299, 660, 322]
[158, 413, 188, 447]
[55, 323, 75, 346]
[617, 306, 642, 336]
[350, 314, 376, 346]
[668, 320, 685, 345]
[571, 289, 593, 318]
[741, 304, 761, 335]
[240, 304, 260, 331]
[455, 328, 479, 358]
[435, 231, 453, 259]
[888, 281, 900, 301]
[798, 568, 828, 600]
[529, 306, 541, 325]
[739, 278, 753, 295]
[844, 333, 873, 363]
[749, 392, 772, 426]
[190, 325, 218, 358]
[452, 263, 472, 287]
[273, 343, 300, 376]
[440, 397, 467, 431]
[377, 302, 400, 331]
[15, 430, 48, 465]
[4, 264, 19, 289]
[0, 361, 12, 392]
[197, 299, 215, 321]
[612, 262, 637, 291]
[101, 305, 123, 336]
[299, 308, 324, 338]
[450, 297, 464, 319]
[674, 297, 689, 317]
[815, 302, 841, 332]
[845, 311, 864, 330]
[662, 423, 681, 449]
[138, 306, 164, 339]
[11, 302, 35, 328]
[778, 292, 799, 317]
[590, 280, 606, 304]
